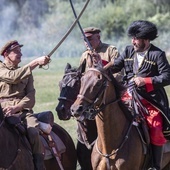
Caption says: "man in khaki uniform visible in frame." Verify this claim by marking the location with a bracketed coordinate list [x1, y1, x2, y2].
[80, 27, 123, 81]
[0, 40, 50, 170]
[78, 27, 123, 170]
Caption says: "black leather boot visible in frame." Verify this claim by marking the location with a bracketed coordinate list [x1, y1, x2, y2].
[149, 144, 163, 170]
[33, 154, 46, 170]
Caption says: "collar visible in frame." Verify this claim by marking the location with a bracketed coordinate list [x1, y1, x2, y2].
[3, 61, 18, 69]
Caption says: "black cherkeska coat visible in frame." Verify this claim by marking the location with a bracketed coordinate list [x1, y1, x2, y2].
[112, 44, 170, 123]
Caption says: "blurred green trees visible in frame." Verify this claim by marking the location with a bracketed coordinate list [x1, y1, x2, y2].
[0, 0, 170, 56]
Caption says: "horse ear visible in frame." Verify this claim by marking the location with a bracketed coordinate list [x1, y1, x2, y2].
[78, 59, 86, 74]
[65, 63, 72, 72]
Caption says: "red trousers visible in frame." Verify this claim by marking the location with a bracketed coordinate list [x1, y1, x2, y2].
[122, 92, 166, 146]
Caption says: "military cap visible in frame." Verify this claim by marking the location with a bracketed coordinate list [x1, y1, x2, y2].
[83, 27, 101, 37]
[127, 20, 158, 41]
[0, 40, 23, 56]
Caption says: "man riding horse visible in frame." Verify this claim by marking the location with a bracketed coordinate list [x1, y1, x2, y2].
[0, 40, 50, 170]
[107, 20, 170, 170]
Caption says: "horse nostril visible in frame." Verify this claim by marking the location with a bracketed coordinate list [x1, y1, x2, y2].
[56, 104, 64, 112]
[71, 105, 83, 117]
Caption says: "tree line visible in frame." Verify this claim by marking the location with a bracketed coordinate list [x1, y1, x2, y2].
[0, 0, 169, 57]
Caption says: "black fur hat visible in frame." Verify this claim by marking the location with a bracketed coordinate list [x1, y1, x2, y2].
[127, 20, 158, 41]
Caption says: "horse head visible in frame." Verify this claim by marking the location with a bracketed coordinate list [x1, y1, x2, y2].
[56, 60, 86, 120]
[71, 66, 120, 120]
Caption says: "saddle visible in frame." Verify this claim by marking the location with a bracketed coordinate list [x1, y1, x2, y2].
[40, 131, 66, 160]
[5, 111, 66, 166]
[36, 111, 66, 162]
[122, 89, 170, 169]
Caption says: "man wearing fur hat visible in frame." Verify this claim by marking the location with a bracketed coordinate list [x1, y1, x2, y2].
[0, 40, 50, 170]
[110, 20, 170, 170]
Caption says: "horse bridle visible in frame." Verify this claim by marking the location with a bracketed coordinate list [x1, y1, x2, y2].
[76, 68, 120, 120]
[58, 70, 97, 148]
[58, 71, 82, 103]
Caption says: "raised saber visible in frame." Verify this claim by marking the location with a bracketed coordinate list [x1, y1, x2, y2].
[69, 0, 93, 51]
[48, 0, 90, 57]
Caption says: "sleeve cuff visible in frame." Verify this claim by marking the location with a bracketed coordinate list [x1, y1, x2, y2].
[144, 77, 154, 92]
[102, 60, 108, 66]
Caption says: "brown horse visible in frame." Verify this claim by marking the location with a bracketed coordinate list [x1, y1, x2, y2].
[71, 67, 170, 170]
[56, 62, 97, 170]
[0, 106, 77, 170]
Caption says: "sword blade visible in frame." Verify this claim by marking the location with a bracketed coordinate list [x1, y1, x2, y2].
[48, 0, 90, 57]
[69, 0, 93, 51]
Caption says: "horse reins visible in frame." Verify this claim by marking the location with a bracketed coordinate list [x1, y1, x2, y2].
[75, 68, 136, 169]
[95, 116, 135, 162]
[77, 120, 96, 149]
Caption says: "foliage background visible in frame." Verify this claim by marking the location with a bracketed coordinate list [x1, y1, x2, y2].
[0, 0, 170, 57]
[0, 1, 170, 169]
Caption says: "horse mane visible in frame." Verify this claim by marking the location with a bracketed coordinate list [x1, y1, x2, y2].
[66, 64, 126, 99]
[107, 71, 134, 121]
[97, 66, 125, 98]
[108, 69, 125, 98]
[96, 66, 133, 121]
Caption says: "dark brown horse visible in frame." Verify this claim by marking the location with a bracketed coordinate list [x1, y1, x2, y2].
[71, 67, 170, 170]
[0, 105, 77, 170]
[56, 62, 97, 170]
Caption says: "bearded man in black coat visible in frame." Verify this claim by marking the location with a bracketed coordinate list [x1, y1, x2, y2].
[110, 20, 170, 170]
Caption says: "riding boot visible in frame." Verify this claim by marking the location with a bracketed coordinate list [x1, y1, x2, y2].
[33, 154, 46, 170]
[149, 144, 163, 170]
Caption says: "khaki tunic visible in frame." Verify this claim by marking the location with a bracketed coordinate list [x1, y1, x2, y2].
[0, 61, 35, 109]
[0, 60, 39, 125]
[0, 61, 42, 154]
[80, 42, 123, 81]
[80, 42, 118, 66]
